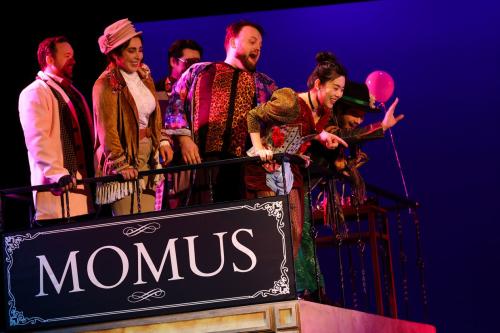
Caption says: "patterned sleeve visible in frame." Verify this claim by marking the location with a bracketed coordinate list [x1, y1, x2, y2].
[164, 62, 210, 137]
[325, 122, 384, 145]
[254, 71, 278, 105]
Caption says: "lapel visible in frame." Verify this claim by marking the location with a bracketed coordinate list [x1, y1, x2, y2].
[107, 63, 158, 130]
[68, 83, 95, 139]
[39, 71, 82, 132]
[111, 66, 139, 125]
[122, 85, 140, 125]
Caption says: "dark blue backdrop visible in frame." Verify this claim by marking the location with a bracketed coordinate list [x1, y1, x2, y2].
[136, 0, 500, 331]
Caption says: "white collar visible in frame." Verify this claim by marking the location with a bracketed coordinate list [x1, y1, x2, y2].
[44, 71, 67, 85]
[120, 69, 141, 83]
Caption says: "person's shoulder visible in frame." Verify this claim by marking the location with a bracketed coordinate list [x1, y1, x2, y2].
[267, 87, 297, 103]
[192, 61, 212, 70]
[188, 62, 213, 76]
[94, 67, 110, 83]
[19, 78, 50, 99]
[93, 73, 108, 91]
[274, 87, 296, 96]
[174, 62, 212, 89]
[93, 67, 119, 93]
[255, 71, 275, 84]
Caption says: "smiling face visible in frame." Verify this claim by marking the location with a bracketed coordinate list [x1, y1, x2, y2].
[232, 25, 262, 71]
[341, 107, 365, 129]
[316, 75, 346, 110]
[113, 37, 143, 73]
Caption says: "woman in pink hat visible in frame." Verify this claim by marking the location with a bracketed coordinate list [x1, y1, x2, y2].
[93, 18, 173, 216]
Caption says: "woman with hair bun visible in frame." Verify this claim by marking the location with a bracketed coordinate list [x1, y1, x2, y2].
[245, 51, 349, 260]
[247, 51, 404, 302]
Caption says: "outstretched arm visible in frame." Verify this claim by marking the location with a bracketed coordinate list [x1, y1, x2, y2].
[315, 130, 348, 149]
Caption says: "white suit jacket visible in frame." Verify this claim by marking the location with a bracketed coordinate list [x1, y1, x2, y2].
[18, 71, 94, 220]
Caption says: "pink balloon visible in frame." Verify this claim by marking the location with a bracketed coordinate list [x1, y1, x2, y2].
[365, 70, 395, 103]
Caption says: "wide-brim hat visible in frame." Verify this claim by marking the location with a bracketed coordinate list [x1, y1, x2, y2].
[337, 81, 380, 113]
[98, 18, 142, 55]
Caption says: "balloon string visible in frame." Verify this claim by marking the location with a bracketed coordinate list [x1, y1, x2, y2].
[380, 103, 410, 203]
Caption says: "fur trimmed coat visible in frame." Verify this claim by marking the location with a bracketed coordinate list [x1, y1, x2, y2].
[93, 63, 167, 204]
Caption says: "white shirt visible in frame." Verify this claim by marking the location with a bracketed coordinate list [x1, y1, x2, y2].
[120, 69, 156, 129]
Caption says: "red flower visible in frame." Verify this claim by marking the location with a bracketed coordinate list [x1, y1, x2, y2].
[271, 126, 285, 148]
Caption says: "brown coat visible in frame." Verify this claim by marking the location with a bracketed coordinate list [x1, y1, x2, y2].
[93, 63, 163, 177]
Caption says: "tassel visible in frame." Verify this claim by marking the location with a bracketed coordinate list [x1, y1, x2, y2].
[95, 178, 148, 205]
[96, 180, 135, 205]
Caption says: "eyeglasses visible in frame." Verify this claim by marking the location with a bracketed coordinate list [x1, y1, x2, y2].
[177, 57, 200, 67]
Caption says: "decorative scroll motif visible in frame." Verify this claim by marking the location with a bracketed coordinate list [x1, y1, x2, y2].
[127, 288, 166, 303]
[5, 234, 40, 257]
[4, 234, 46, 326]
[251, 268, 290, 297]
[8, 307, 44, 327]
[243, 201, 291, 297]
[244, 201, 284, 228]
[3, 199, 292, 328]
[123, 222, 161, 237]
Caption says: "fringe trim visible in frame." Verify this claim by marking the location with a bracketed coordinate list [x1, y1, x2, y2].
[95, 179, 146, 205]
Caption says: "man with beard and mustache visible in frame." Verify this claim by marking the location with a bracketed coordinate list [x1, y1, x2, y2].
[164, 20, 277, 205]
[19, 36, 94, 224]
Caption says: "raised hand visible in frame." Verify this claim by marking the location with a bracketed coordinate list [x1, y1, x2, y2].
[382, 98, 404, 131]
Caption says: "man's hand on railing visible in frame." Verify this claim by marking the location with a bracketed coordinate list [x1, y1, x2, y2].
[50, 174, 76, 195]
[179, 135, 202, 164]
[1, 154, 319, 195]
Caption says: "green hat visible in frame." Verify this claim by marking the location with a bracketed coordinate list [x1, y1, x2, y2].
[338, 81, 380, 113]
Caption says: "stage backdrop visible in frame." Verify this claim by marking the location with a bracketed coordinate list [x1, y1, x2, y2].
[3, 197, 295, 330]
[135, 1, 500, 331]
